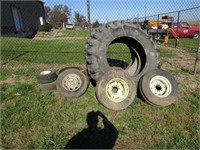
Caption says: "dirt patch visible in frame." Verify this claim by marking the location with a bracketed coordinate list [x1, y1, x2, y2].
[159, 45, 200, 98]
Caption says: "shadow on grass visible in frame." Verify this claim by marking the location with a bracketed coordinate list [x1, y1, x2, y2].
[64, 111, 118, 149]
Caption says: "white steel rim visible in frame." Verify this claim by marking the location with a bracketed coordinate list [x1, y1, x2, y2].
[40, 70, 51, 75]
[194, 34, 199, 39]
[62, 74, 82, 91]
[106, 78, 129, 103]
[150, 75, 172, 98]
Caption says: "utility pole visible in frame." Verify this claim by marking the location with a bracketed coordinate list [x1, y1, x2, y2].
[87, 0, 91, 33]
[144, 0, 147, 18]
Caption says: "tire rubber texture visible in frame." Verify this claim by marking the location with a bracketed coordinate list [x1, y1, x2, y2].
[56, 68, 89, 98]
[59, 66, 87, 74]
[85, 21, 160, 82]
[139, 69, 178, 106]
[36, 70, 57, 84]
[39, 80, 57, 91]
[96, 70, 136, 110]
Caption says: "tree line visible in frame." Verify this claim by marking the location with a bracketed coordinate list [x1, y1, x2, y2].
[44, 4, 100, 29]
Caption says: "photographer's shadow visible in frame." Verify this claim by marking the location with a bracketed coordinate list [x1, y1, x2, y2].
[64, 111, 118, 149]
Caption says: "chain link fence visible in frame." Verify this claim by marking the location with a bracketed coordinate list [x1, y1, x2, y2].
[1, 1, 199, 78]
[1, 1, 200, 149]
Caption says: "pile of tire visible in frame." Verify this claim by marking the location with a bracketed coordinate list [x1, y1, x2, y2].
[36, 21, 178, 111]
[85, 21, 178, 110]
[36, 67, 90, 98]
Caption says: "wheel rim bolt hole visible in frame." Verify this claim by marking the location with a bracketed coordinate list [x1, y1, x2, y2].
[155, 85, 162, 91]
[112, 87, 119, 93]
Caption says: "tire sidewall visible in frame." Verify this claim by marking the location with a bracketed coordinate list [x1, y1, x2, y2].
[96, 70, 136, 110]
[141, 69, 178, 106]
[36, 70, 57, 84]
[56, 68, 89, 98]
[97, 29, 156, 77]
[85, 23, 159, 82]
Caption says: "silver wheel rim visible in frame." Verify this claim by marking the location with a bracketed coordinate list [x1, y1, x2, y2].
[150, 75, 172, 98]
[40, 70, 51, 75]
[106, 78, 129, 103]
[62, 74, 82, 91]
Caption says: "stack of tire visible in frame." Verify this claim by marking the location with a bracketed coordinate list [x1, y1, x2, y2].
[36, 67, 90, 98]
[85, 21, 178, 110]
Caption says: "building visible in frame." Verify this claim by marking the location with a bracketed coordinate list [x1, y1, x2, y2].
[1, 0, 45, 38]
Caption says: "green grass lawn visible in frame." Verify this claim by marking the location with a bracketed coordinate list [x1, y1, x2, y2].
[1, 38, 86, 64]
[62, 29, 89, 37]
[160, 38, 198, 51]
[1, 36, 199, 149]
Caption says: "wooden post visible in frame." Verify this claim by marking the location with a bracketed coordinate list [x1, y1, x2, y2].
[87, 0, 91, 34]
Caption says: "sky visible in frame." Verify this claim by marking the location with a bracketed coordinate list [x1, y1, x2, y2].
[42, 0, 200, 23]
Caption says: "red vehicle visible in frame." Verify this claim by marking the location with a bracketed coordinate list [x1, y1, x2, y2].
[147, 22, 200, 40]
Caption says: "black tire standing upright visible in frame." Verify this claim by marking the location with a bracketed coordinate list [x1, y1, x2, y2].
[84, 21, 160, 84]
[139, 69, 178, 106]
[56, 68, 90, 98]
[96, 70, 136, 110]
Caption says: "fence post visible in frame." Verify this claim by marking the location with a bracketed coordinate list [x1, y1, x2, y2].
[87, 0, 91, 34]
[175, 11, 180, 48]
[194, 33, 200, 75]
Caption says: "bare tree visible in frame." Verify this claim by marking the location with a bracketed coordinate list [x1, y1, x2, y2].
[74, 11, 86, 28]
[44, 6, 51, 23]
[49, 5, 71, 28]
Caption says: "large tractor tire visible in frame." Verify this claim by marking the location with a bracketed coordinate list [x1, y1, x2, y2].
[85, 21, 160, 83]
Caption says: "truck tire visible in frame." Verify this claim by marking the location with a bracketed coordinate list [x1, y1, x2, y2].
[36, 70, 57, 84]
[139, 69, 178, 106]
[85, 21, 160, 83]
[56, 68, 90, 98]
[59, 66, 87, 75]
[153, 33, 162, 41]
[95, 70, 136, 110]
[193, 32, 199, 39]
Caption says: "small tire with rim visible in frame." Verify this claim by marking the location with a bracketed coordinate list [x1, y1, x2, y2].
[139, 69, 178, 106]
[36, 70, 57, 84]
[96, 70, 136, 110]
[56, 68, 90, 98]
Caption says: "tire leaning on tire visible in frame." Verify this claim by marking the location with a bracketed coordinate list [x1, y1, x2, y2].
[95, 70, 136, 110]
[85, 21, 160, 83]
[139, 69, 178, 106]
[56, 68, 90, 98]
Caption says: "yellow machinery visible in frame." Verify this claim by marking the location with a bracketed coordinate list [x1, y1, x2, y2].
[145, 15, 174, 27]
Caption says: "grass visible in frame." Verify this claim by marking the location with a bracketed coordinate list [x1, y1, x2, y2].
[1, 81, 199, 149]
[159, 38, 198, 51]
[1, 33, 199, 149]
[1, 38, 86, 64]
[62, 29, 89, 37]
